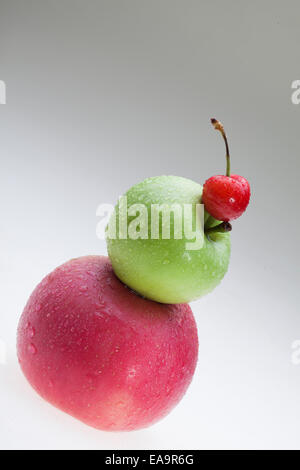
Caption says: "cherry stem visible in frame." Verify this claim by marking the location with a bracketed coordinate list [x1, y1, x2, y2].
[211, 118, 231, 177]
[205, 221, 232, 234]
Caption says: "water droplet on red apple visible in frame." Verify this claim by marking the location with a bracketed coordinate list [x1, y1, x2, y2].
[28, 343, 37, 355]
[28, 325, 35, 338]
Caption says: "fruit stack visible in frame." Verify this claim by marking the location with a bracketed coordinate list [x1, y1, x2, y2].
[17, 119, 250, 431]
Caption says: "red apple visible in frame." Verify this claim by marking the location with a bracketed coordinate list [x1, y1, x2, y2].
[17, 256, 198, 431]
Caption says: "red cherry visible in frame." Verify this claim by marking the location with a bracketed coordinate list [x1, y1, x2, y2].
[202, 119, 251, 222]
[202, 174, 250, 221]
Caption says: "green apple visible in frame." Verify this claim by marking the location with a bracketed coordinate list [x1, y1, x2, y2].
[106, 175, 230, 304]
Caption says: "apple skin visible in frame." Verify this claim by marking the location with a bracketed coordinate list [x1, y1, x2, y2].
[107, 175, 231, 304]
[17, 256, 198, 431]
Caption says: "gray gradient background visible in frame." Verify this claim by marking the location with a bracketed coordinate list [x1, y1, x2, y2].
[0, 0, 299, 450]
